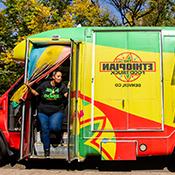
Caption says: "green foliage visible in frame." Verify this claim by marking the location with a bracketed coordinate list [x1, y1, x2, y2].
[0, 52, 24, 96]
[108, 0, 175, 26]
[141, 0, 175, 26]
[0, 0, 117, 95]
[38, 0, 71, 22]
[0, 0, 117, 49]
[57, 0, 118, 27]
[1, 0, 55, 40]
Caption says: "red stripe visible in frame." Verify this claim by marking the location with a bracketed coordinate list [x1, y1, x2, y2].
[77, 92, 175, 157]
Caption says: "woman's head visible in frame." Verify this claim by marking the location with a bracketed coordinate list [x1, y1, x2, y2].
[52, 70, 62, 84]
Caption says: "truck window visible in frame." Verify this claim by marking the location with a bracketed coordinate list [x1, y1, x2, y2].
[8, 76, 24, 131]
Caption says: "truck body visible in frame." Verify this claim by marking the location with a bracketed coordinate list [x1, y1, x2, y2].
[1, 27, 175, 163]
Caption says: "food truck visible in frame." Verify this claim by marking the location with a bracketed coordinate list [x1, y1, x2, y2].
[0, 27, 175, 164]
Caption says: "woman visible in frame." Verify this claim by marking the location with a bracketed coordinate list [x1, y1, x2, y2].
[27, 70, 68, 158]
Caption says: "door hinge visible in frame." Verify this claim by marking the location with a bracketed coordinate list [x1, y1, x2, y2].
[91, 78, 94, 83]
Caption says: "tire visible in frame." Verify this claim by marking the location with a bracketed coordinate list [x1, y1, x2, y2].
[0, 136, 7, 166]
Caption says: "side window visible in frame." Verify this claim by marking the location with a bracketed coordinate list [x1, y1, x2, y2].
[8, 76, 24, 131]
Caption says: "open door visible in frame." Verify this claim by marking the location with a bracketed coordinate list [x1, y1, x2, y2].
[67, 40, 79, 162]
[20, 39, 32, 159]
[19, 39, 71, 159]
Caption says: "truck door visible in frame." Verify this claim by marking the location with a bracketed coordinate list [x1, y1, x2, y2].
[89, 29, 163, 131]
[67, 40, 79, 162]
[19, 39, 72, 159]
[20, 39, 32, 159]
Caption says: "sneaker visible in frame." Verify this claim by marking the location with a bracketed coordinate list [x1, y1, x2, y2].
[44, 149, 50, 158]
[52, 143, 58, 148]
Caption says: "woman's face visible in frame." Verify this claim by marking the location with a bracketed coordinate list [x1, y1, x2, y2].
[52, 71, 62, 84]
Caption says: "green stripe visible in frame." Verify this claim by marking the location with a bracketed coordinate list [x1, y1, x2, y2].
[95, 31, 160, 53]
[28, 27, 175, 53]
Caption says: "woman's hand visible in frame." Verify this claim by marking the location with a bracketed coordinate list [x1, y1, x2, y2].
[25, 81, 39, 96]
[64, 92, 68, 98]
[25, 81, 30, 88]
[67, 81, 70, 89]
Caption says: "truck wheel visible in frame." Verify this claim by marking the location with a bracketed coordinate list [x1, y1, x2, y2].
[0, 136, 7, 166]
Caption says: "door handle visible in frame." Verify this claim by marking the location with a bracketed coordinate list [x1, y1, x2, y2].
[122, 99, 125, 109]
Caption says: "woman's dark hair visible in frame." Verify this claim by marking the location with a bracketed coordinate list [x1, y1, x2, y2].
[52, 68, 63, 76]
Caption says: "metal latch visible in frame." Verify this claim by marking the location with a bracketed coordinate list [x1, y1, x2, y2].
[122, 99, 125, 109]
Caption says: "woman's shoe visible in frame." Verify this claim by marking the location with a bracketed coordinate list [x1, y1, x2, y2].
[44, 149, 50, 158]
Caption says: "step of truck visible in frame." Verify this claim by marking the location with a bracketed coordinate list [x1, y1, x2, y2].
[32, 143, 67, 159]
[32, 131, 68, 159]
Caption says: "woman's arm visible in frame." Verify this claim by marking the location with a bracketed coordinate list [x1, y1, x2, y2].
[25, 83, 39, 96]
[64, 81, 70, 98]
[64, 92, 68, 98]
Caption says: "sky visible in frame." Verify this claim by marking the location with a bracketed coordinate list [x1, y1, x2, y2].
[100, 0, 116, 12]
[0, 2, 5, 9]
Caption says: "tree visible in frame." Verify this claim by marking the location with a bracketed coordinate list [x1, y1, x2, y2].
[57, 0, 118, 27]
[0, 0, 56, 47]
[0, 0, 55, 95]
[142, 0, 175, 26]
[108, 0, 175, 26]
[0, 10, 16, 50]
[0, 0, 117, 48]
[38, 0, 71, 22]
[0, 0, 117, 95]
[0, 52, 24, 96]
[107, 0, 150, 26]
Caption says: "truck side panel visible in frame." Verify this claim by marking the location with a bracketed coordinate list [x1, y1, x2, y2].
[77, 30, 175, 160]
